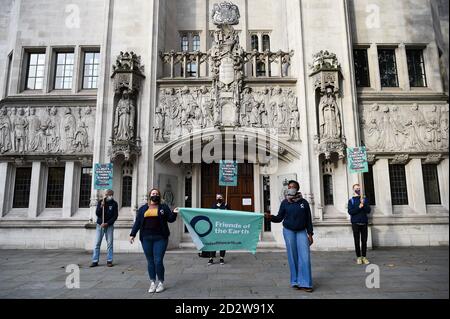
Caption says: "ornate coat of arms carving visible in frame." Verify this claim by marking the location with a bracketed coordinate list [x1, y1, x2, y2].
[212, 2, 240, 25]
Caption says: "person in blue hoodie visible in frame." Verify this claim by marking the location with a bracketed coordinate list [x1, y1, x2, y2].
[348, 183, 371, 265]
[265, 180, 314, 292]
[129, 188, 178, 293]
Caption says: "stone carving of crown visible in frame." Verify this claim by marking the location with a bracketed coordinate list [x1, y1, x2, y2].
[112, 51, 144, 74]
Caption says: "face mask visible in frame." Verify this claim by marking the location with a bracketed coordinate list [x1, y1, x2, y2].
[217, 198, 223, 203]
[287, 188, 298, 196]
[150, 195, 161, 203]
[355, 190, 361, 195]
[106, 196, 113, 201]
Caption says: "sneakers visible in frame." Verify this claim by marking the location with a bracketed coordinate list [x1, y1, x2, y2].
[356, 257, 363, 265]
[148, 281, 157, 293]
[107, 261, 113, 267]
[207, 258, 214, 266]
[90, 262, 98, 267]
[362, 257, 370, 265]
[220, 258, 225, 265]
[156, 282, 165, 293]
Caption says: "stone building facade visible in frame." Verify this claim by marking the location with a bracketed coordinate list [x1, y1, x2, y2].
[0, 0, 448, 252]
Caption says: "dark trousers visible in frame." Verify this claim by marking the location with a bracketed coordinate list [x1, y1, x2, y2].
[352, 224, 368, 257]
[209, 251, 226, 258]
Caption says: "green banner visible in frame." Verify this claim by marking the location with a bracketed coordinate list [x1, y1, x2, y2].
[179, 208, 263, 254]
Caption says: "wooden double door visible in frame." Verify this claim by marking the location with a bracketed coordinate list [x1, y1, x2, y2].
[201, 162, 254, 212]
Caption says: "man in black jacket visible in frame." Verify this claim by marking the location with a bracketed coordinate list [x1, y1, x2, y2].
[90, 189, 118, 267]
[348, 184, 371, 265]
[207, 194, 230, 266]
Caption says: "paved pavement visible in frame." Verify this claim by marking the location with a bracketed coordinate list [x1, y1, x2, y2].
[0, 247, 448, 299]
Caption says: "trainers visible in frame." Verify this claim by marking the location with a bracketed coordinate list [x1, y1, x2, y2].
[148, 281, 156, 293]
[207, 258, 214, 266]
[356, 257, 363, 265]
[107, 261, 113, 267]
[156, 282, 165, 293]
[362, 257, 370, 265]
[90, 262, 98, 267]
[220, 258, 225, 265]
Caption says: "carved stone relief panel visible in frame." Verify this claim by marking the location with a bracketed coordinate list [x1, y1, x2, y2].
[0, 105, 95, 155]
[360, 103, 449, 153]
[155, 85, 300, 142]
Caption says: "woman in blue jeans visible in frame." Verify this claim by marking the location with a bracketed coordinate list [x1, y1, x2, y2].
[130, 188, 178, 293]
[266, 180, 314, 292]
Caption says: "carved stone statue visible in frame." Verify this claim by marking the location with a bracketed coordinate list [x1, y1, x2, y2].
[154, 105, 166, 142]
[0, 107, 11, 153]
[289, 108, 300, 141]
[46, 107, 60, 152]
[13, 108, 29, 153]
[318, 87, 341, 141]
[28, 107, 41, 152]
[9, 107, 17, 152]
[74, 108, 89, 153]
[62, 107, 77, 152]
[426, 105, 441, 149]
[114, 89, 136, 141]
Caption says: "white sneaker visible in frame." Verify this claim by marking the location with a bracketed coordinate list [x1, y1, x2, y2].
[156, 282, 165, 293]
[148, 281, 156, 293]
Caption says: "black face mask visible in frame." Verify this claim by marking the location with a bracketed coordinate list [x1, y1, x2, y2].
[217, 199, 223, 204]
[150, 195, 161, 203]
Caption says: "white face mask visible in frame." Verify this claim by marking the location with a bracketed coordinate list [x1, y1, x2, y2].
[107, 196, 113, 201]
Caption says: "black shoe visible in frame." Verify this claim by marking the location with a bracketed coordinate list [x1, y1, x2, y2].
[107, 261, 113, 267]
[220, 258, 225, 265]
[90, 262, 98, 267]
[207, 259, 214, 266]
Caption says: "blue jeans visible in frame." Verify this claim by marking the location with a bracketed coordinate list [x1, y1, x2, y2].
[141, 235, 169, 282]
[91, 224, 114, 263]
[283, 228, 313, 288]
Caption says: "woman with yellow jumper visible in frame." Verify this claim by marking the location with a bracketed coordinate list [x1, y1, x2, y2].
[129, 188, 178, 293]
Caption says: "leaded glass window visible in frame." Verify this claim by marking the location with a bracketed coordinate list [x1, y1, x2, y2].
[378, 49, 399, 87]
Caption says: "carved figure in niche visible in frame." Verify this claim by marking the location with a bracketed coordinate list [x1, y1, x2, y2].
[192, 102, 203, 129]
[74, 108, 89, 152]
[318, 87, 341, 141]
[13, 108, 29, 153]
[404, 103, 427, 151]
[114, 89, 135, 141]
[0, 107, 11, 153]
[426, 105, 442, 149]
[28, 107, 41, 152]
[154, 105, 166, 142]
[46, 107, 60, 152]
[289, 108, 300, 141]
[62, 107, 77, 152]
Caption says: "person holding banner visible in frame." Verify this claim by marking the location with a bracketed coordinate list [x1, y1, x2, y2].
[129, 188, 178, 293]
[90, 189, 118, 268]
[348, 184, 371, 265]
[265, 180, 314, 293]
[207, 193, 230, 266]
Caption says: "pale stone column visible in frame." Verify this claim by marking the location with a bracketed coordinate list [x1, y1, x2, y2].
[28, 161, 46, 218]
[405, 159, 426, 215]
[372, 159, 392, 215]
[438, 158, 449, 210]
[369, 43, 382, 91]
[0, 162, 12, 217]
[397, 44, 410, 91]
[62, 161, 77, 218]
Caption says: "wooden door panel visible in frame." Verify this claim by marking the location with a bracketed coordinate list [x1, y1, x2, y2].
[201, 163, 254, 212]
